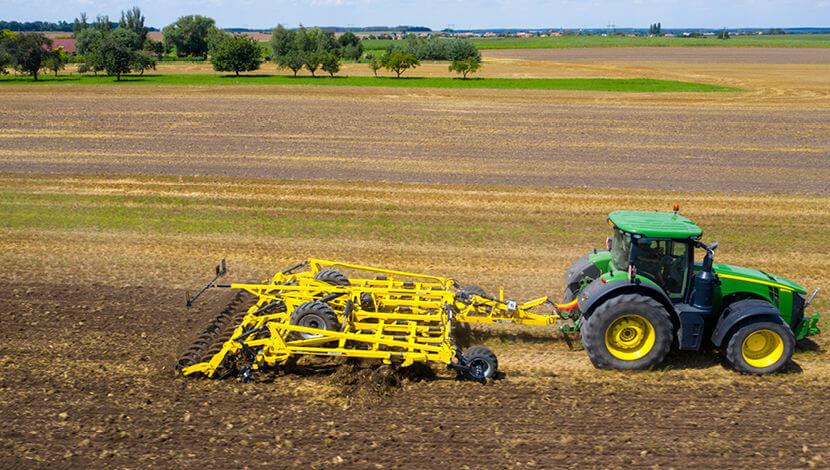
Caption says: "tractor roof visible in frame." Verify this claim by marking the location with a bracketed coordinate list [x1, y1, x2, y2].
[608, 211, 703, 239]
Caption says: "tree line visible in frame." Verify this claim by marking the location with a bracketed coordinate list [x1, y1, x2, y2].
[1, 9, 483, 80]
[0, 30, 70, 80]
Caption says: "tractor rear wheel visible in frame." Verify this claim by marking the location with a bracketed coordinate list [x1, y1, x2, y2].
[314, 269, 351, 286]
[289, 301, 340, 340]
[581, 293, 673, 370]
[724, 321, 794, 375]
[461, 345, 498, 381]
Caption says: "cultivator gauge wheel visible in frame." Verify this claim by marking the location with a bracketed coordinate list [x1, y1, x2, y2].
[178, 259, 579, 382]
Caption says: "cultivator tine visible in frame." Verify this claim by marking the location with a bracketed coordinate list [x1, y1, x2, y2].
[176, 289, 249, 372]
[186, 258, 228, 307]
[282, 260, 309, 274]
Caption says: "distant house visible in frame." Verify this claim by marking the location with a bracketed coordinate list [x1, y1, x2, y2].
[52, 38, 76, 54]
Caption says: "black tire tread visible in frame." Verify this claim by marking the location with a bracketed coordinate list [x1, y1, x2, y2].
[581, 293, 673, 370]
[724, 321, 794, 375]
[314, 269, 351, 286]
[289, 300, 339, 331]
[461, 345, 498, 380]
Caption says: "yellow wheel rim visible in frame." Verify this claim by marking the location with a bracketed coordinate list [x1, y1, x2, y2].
[604, 314, 656, 361]
[742, 330, 784, 368]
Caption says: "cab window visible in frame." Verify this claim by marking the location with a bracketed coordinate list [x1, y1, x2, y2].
[610, 228, 631, 271]
[633, 240, 689, 298]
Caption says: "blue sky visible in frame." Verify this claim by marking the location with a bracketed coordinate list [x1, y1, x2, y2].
[2, 0, 829, 29]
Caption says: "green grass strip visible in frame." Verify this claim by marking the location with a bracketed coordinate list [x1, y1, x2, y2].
[0, 74, 741, 92]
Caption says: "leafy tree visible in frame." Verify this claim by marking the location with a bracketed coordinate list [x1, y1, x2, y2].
[381, 50, 419, 78]
[368, 55, 382, 77]
[342, 43, 364, 62]
[717, 30, 730, 40]
[143, 38, 164, 57]
[271, 25, 349, 76]
[119, 6, 148, 48]
[75, 28, 104, 55]
[320, 52, 340, 77]
[449, 56, 481, 79]
[385, 37, 478, 61]
[163, 15, 216, 58]
[445, 39, 480, 61]
[210, 33, 261, 76]
[304, 50, 322, 77]
[97, 28, 140, 80]
[270, 24, 294, 58]
[278, 49, 304, 76]
[132, 50, 157, 75]
[93, 15, 112, 33]
[73, 13, 89, 33]
[0, 30, 16, 74]
[44, 46, 69, 76]
[11, 32, 53, 80]
[337, 31, 360, 48]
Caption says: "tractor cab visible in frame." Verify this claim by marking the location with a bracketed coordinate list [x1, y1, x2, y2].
[607, 210, 702, 302]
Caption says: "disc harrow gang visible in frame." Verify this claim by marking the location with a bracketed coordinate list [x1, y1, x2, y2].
[177, 259, 581, 382]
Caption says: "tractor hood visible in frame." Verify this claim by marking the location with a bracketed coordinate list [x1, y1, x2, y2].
[713, 263, 806, 294]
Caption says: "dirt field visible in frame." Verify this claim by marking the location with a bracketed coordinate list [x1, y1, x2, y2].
[1, 48, 829, 468]
[484, 46, 830, 64]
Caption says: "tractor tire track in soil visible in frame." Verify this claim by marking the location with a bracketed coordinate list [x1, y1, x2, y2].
[1, 282, 828, 468]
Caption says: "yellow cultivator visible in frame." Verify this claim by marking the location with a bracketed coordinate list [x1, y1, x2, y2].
[178, 259, 580, 382]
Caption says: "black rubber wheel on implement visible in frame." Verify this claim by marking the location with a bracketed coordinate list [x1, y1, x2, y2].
[461, 345, 498, 381]
[458, 285, 487, 299]
[314, 269, 351, 286]
[580, 293, 673, 370]
[724, 320, 794, 375]
[289, 300, 340, 340]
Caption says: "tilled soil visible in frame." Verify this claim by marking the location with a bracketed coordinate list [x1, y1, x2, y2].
[483, 47, 830, 64]
[2, 282, 828, 469]
[0, 87, 828, 194]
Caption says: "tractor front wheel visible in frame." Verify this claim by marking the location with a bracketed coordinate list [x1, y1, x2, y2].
[581, 293, 673, 370]
[724, 321, 794, 375]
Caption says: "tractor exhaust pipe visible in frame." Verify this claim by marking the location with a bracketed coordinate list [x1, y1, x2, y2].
[690, 242, 718, 312]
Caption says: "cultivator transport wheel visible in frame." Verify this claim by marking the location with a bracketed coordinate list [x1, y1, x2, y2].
[724, 321, 794, 375]
[290, 300, 340, 339]
[314, 269, 351, 286]
[581, 293, 672, 370]
[461, 345, 499, 381]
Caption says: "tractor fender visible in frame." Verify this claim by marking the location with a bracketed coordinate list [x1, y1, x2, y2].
[577, 278, 675, 320]
[563, 252, 604, 302]
[710, 299, 786, 348]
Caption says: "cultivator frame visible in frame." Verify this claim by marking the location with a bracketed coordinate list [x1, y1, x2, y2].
[178, 259, 579, 382]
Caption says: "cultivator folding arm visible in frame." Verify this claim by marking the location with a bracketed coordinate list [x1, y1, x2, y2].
[177, 259, 580, 382]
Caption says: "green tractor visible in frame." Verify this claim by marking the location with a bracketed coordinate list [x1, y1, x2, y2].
[564, 210, 821, 374]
